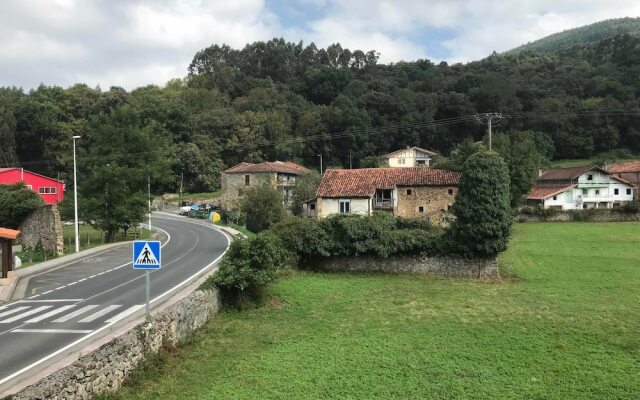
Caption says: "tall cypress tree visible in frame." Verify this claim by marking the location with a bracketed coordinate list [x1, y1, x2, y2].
[449, 151, 512, 258]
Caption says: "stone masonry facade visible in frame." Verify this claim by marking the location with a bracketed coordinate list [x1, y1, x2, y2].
[220, 171, 275, 210]
[18, 205, 64, 257]
[9, 289, 220, 400]
[313, 254, 498, 278]
[395, 186, 457, 225]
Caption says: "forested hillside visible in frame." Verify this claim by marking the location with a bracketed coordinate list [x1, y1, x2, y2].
[2, 34, 640, 194]
[507, 17, 640, 54]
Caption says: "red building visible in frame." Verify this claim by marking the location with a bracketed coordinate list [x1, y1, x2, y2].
[0, 168, 65, 204]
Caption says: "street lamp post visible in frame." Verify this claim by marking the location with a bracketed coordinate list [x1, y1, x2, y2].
[318, 154, 323, 174]
[72, 135, 81, 253]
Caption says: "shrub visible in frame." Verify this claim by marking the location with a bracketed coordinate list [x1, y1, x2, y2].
[240, 184, 285, 233]
[270, 217, 332, 261]
[209, 232, 293, 306]
[449, 150, 513, 258]
[519, 205, 559, 217]
[620, 201, 640, 213]
[0, 183, 44, 228]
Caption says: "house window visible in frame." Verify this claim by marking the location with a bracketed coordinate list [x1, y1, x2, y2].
[398, 158, 405, 165]
[244, 175, 250, 186]
[587, 174, 593, 181]
[310, 203, 316, 210]
[582, 188, 588, 195]
[418, 206, 424, 213]
[553, 196, 557, 200]
[38, 187, 56, 194]
[448, 189, 454, 196]
[25, 185, 33, 190]
[339, 200, 350, 214]
[407, 189, 412, 195]
[627, 188, 632, 195]
[614, 188, 619, 195]
[595, 189, 600, 196]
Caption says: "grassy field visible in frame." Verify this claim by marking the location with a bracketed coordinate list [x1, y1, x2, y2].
[101, 222, 640, 399]
[164, 191, 221, 202]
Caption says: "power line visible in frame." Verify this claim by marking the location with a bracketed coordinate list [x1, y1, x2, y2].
[474, 113, 502, 151]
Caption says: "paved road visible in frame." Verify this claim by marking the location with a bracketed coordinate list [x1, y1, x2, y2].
[0, 213, 229, 388]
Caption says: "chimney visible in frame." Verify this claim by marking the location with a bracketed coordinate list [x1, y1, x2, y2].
[538, 169, 543, 177]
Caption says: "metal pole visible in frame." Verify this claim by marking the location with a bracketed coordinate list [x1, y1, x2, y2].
[148, 175, 151, 230]
[145, 270, 150, 318]
[488, 116, 492, 151]
[72, 136, 81, 253]
[318, 154, 323, 174]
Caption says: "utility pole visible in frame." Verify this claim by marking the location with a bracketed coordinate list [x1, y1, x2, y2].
[474, 112, 502, 151]
[147, 175, 151, 230]
[318, 154, 323, 174]
[179, 172, 184, 201]
[349, 150, 352, 169]
[72, 135, 81, 253]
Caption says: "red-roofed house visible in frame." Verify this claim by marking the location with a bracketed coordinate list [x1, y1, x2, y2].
[303, 167, 461, 225]
[220, 161, 311, 209]
[526, 166, 635, 209]
[607, 161, 640, 198]
[0, 168, 65, 204]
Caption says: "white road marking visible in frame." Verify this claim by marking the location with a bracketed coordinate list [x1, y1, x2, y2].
[12, 329, 93, 334]
[20, 299, 83, 303]
[0, 218, 220, 387]
[52, 305, 99, 323]
[77, 305, 121, 323]
[0, 306, 53, 324]
[105, 305, 144, 323]
[41, 290, 53, 295]
[25, 306, 76, 323]
[0, 307, 31, 319]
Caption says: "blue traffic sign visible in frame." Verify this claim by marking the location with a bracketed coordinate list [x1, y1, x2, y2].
[133, 240, 161, 269]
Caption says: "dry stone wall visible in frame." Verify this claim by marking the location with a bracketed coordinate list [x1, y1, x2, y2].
[313, 254, 498, 278]
[517, 210, 640, 223]
[9, 289, 220, 400]
[18, 205, 63, 257]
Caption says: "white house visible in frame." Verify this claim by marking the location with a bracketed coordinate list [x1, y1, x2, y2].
[382, 146, 438, 168]
[526, 166, 635, 210]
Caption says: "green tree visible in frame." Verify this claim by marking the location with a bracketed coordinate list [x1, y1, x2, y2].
[449, 151, 512, 258]
[240, 183, 285, 232]
[290, 171, 321, 216]
[0, 183, 43, 228]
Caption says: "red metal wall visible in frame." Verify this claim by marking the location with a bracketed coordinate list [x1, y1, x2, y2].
[0, 169, 65, 204]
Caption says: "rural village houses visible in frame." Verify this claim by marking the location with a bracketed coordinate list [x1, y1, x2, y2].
[526, 166, 635, 209]
[607, 160, 640, 198]
[220, 161, 310, 209]
[303, 167, 460, 225]
[382, 146, 438, 167]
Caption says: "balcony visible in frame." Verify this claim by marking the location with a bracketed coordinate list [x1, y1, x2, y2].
[374, 198, 394, 209]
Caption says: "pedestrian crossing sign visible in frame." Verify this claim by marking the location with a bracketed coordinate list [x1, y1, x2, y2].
[133, 241, 161, 269]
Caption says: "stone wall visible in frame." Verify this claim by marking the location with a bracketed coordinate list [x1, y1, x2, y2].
[18, 205, 63, 257]
[9, 289, 220, 400]
[312, 254, 498, 279]
[517, 210, 640, 223]
[220, 172, 274, 209]
[396, 185, 457, 225]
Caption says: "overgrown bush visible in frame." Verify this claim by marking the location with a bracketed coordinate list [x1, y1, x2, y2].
[620, 201, 640, 213]
[209, 232, 293, 306]
[0, 183, 43, 228]
[240, 184, 285, 233]
[520, 205, 560, 217]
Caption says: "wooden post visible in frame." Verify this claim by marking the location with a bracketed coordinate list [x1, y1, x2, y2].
[1, 241, 8, 279]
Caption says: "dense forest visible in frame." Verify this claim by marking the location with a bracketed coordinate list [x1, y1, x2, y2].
[507, 17, 640, 54]
[2, 33, 640, 197]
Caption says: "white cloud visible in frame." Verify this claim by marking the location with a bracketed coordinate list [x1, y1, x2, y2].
[0, 0, 639, 89]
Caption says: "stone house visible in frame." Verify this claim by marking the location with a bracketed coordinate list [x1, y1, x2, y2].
[526, 166, 635, 210]
[382, 146, 438, 168]
[220, 161, 310, 209]
[303, 167, 460, 225]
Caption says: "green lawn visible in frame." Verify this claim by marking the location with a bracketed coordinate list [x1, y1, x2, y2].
[102, 222, 640, 399]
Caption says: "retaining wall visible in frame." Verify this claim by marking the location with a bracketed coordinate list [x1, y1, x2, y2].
[18, 205, 63, 257]
[9, 289, 220, 400]
[313, 255, 498, 278]
[517, 210, 640, 223]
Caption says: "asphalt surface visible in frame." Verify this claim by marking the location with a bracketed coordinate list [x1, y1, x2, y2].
[0, 213, 229, 386]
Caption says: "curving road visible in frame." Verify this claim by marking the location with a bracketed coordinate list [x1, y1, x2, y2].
[0, 213, 229, 393]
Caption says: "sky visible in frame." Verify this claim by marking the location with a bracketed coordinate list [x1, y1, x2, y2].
[1, 0, 640, 90]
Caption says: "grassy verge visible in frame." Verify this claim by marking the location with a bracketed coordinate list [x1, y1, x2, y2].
[214, 221, 257, 238]
[17, 225, 152, 267]
[100, 222, 640, 399]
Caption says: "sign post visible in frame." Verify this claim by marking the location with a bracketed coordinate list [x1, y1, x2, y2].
[132, 240, 161, 319]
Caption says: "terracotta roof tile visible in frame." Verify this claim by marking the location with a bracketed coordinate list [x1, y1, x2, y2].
[527, 185, 576, 200]
[316, 167, 461, 198]
[223, 161, 310, 175]
[608, 160, 640, 173]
